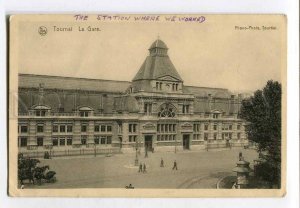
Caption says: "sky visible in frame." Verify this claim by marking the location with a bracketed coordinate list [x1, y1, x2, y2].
[16, 15, 285, 92]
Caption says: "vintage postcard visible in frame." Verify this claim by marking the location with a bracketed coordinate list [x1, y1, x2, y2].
[8, 14, 286, 197]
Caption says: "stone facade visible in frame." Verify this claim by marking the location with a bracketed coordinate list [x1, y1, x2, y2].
[17, 39, 248, 154]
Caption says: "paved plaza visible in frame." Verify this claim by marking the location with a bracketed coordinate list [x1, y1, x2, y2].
[30, 148, 258, 189]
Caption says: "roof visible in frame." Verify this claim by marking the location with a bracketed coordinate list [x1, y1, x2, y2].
[132, 55, 183, 81]
[114, 95, 139, 113]
[183, 86, 231, 98]
[133, 39, 183, 82]
[149, 39, 168, 50]
[19, 74, 131, 93]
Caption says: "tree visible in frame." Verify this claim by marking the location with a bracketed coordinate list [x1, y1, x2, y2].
[240, 80, 281, 188]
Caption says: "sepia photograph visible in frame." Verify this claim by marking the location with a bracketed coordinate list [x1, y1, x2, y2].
[8, 14, 286, 197]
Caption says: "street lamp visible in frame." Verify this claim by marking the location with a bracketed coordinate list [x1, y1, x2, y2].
[134, 138, 139, 166]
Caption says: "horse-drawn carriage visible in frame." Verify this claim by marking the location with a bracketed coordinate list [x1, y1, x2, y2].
[18, 154, 57, 186]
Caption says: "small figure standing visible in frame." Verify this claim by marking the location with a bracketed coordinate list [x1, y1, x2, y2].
[172, 160, 178, 170]
[143, 163, 147, 173]
[138, 163, 143, 173]
[160, 158, 164, 167]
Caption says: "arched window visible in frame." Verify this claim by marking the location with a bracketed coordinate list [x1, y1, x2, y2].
[158, 103, 176, 118]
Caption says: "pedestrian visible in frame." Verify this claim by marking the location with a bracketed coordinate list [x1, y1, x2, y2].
[239, 152, 243, 161]
[138, 163, 143, 173]
[143, 163, 147, 173]
[160, 158, 164, 167]
[172, 160, 178, 170]
[20, 182, 25, 189]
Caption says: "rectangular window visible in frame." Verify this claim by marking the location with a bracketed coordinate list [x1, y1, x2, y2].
[67, 138, 72, 145]
[53, 125, 58, 132]
[59, 138, 65, 146]
[107, 136, 112, 144]
[81, 125, 87, 132]
[60, 125, 66, 133]
[157, 124, 160, 132]
[204, 133, 208, 141]
[144, 103, 152, 114]
[101, 137, 106, 144]
[107, 125, 112, 132]
[214, 133, 217, 140]
[37, 125, 44, 133]
[80, 111, 88, 117]
[173, 124, 176, 132]
[237, 133, 241, 140]
[36, 110, 46, 116]
[237, 124, 241, 130]
[182, 105, 189, 114]
[94, 136, 100, 144]
[229, 125, 233, 130]
[52, 138, 58, 146]
[67, 125, 73, 132]
[118, 124, 122, 133]
[37, 137, 43, 146]
[157, 135, 160, 141]
[101, 125, 106, 132]
[213, 124, 217, 131]
[20, 137, 27, 147]
[81, 138, 87, 145]
[94, 125, 100, 132]
[20, 126, 28, 133]
[204, 124, 209, 131]
[129, 124, 137, 133]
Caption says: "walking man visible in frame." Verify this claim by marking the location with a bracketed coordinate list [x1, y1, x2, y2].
[138, 162, 143, 173]
[143, 163, 147, 173]
[160, 158, 164, 167]
[172, 160, 178, 170]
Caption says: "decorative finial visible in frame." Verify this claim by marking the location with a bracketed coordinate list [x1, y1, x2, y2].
[157, 34, 160, 40]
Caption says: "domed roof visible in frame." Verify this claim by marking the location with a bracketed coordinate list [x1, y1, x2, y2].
[149, 39, 168, 50]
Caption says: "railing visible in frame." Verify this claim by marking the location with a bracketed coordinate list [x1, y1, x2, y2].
[20, 147, 121, 158]
[19, 112, 116, 117]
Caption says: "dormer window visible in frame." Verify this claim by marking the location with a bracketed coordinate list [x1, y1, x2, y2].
[78, 106, 93, 117]
[211, 110, 222, 119]
[80, 111, 89, 117]
[31, 105, 51, 117]
[213, 114, 219, 119]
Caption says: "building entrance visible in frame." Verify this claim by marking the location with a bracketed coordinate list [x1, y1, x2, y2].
[144, 135, 153, 152]
[183, 134, 190, 150]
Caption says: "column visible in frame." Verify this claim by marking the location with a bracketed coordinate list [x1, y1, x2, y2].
[87, 120, 94, 146]
[73, 120, 81, 147]
[44, 120, 52, 147]
[217, 122, 222, 140]
[28, 120, 37, 150]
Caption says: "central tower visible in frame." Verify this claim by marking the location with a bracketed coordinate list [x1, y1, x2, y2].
[131, 39, 183, 93]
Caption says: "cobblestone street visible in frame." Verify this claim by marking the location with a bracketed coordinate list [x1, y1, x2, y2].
[29, 148, 258, 189]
